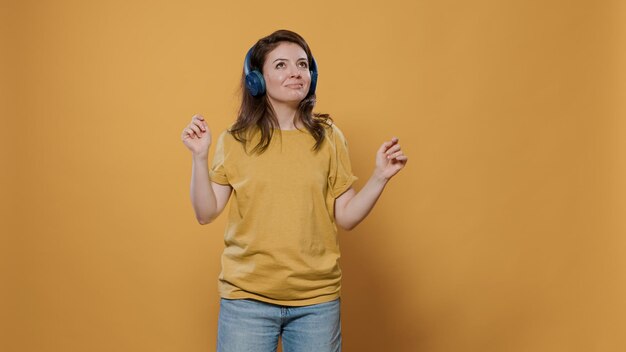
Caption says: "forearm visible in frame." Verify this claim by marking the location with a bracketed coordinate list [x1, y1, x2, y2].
[190, 155, 218, 224]
[340, 171, 389, 230]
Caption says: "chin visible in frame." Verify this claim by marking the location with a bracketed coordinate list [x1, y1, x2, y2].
[270, 94, 306, 105]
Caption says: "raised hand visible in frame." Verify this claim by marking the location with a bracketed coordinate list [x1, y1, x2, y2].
[375, 137, 408, 180]
[181, 114, 212, 158]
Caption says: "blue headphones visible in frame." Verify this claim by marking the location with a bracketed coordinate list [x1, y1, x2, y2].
[244, 46, 318, 97]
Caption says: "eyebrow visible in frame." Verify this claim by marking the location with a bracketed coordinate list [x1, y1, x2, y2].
[272, 57, 308, 63]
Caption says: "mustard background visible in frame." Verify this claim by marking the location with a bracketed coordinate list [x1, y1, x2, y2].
[2, 0, 625, 351]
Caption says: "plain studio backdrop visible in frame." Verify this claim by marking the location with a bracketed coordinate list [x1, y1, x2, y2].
[1, 0, 625, 351]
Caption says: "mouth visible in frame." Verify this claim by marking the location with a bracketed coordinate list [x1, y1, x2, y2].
[285, 84, 304, 89]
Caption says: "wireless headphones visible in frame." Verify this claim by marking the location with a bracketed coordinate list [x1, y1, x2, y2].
[244, 45, 318, 97]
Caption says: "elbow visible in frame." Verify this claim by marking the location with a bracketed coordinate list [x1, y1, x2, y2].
[196, 213, 217, 225]
[335, 210, 358, 231]
[197, 218, 211, 225]
[336, 219, 357, 231]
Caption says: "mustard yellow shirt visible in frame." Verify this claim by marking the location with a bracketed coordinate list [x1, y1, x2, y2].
[209, 123, 357, 306]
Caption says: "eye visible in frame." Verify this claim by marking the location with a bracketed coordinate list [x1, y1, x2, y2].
[298, 61, 308, 69]
[275, 62, 286, 69]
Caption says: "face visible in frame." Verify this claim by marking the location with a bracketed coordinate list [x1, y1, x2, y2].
[262, 42, 311, 107]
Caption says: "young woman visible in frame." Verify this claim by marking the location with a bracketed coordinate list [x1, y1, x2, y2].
[181, 30, 407, 352]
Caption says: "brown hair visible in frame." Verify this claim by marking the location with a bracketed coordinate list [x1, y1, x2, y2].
[228, 29, 332, 154]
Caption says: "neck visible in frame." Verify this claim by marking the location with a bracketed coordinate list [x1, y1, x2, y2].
[268, 98, 301, 130]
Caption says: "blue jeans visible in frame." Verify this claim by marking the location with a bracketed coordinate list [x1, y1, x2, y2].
[217, 297, 342, 352]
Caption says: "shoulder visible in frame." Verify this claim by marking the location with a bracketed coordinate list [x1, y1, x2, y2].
[213, 129, 238, 154]
[214, 130, 228, 144]
[216, 127, 238, 143]
[322, 120, 349, 145]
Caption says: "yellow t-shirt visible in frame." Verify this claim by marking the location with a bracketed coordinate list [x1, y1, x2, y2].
[209, 122, 357, 306]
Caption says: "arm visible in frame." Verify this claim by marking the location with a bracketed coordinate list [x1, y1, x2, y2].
[190, 156, 232, 225]
[182, 114, 232, 225]
[334, 137, 408, 231]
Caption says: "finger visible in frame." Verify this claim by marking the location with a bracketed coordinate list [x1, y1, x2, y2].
[387, 151, 404, 159]
[191, 115, 206, 131]
[378, 140, 395, 153]
[189, 124, 203, 137]
[378, 142, 391, 154]
[194, 117, 206, 129]
[192, 119, 206, 132]
[385, 144, 401, 156]
[391, 155, 408, 163]
[382, 138, 400, 152]
[391, 153, 408, 160]
[183, 128, 195, 139]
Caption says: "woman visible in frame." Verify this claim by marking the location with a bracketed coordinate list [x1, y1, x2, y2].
[181, 29, 407, 352]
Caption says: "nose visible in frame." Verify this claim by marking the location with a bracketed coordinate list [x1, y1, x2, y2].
[289, 64, 302, 78]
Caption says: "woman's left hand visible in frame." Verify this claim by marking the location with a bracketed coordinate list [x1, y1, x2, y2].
[375, 137, 408, 180]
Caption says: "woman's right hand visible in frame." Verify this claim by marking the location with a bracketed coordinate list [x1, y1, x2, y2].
[181, 114, 212, 158]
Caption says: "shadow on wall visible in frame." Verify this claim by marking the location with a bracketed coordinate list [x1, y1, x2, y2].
[339, 219, 426, 352]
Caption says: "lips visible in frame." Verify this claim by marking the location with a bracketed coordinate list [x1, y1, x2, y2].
[286, 83, 304, 89]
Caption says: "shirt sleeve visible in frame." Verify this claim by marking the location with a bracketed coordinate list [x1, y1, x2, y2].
[209, 131, 230, 185]
[328, 124, 358, 198]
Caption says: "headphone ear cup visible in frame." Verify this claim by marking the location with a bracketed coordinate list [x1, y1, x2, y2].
[245, 70, 265, 97]
[309, 70, 318, 96]
[307, 56, 318, 96]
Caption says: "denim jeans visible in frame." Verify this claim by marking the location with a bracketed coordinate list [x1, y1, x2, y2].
[217, 297, 342, 352]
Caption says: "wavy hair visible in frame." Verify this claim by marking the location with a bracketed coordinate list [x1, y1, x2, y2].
[228, 29, 332, 154]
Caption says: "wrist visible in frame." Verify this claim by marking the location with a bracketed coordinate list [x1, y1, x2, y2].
[371, 169, 389, 184]
[192, 153, 209, 163]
